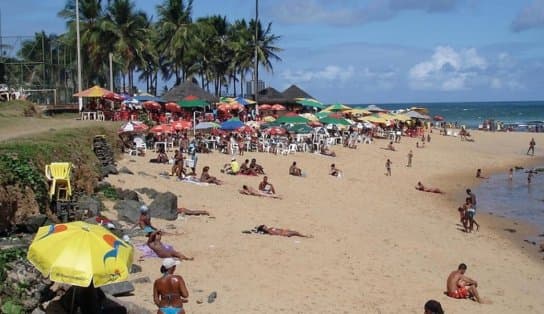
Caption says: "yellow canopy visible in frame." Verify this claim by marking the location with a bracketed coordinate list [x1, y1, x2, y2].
[391, 114, 412, 122]
[27, 221, 133, 287]
[363, 115, 388, 123]
[299, 113, 318, 121]
[345, 108, 371, 116]
[73, 85, 112, 98]
[263, 116, 276, 122]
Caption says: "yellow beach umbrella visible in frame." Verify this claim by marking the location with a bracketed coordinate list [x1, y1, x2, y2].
[299, 113, 318, 121]
[392, 114, 412, 122]
[364, 115, 388, 124]
[263, 115, 276, 122]
[27, 221, 133, 287]
[73, 85, 112, 98]
[345, 108, 371, 116]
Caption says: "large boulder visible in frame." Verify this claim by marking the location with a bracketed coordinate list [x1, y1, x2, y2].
[135, 187, 159, 199]
[113, 200, 143, 223]
[149, 192, 178, 221]
[3, 258, 53, 312]
[19, 214, 48, 233]
[76, 195, 104, 217]
[116, 189, 140, 202]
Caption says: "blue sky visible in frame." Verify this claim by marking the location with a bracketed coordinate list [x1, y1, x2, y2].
[2, 0, 544, 104]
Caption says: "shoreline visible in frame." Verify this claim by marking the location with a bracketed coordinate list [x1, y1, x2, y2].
[430, 132, 544, 262]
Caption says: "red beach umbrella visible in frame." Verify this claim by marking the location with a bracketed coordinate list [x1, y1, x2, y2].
[143, 101, 161, 111]
[102, 91, 124, 102]
[284, 111, 298, 117]
[433, 115, 445, 121]
[230, 103, 245, 111]
[118, 121, 149, 134]
[259, 104, 272, 110]
[171, 120, 192, 130]
[217, 103, 232, 112]
[150, 124, 173, 134]
[266, 127, 286, 135]
[271, 104, 286, 111]
[165, 102, 182, 112]
[237, 125, 255, 134]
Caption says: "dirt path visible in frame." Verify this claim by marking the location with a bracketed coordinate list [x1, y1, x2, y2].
[0, 117, 115, 142]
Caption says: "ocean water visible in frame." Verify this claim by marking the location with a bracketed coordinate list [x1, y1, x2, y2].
[475, 168, 544, 233]
[351, 101, 544, 129]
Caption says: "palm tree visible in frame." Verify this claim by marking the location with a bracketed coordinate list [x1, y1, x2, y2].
[249, 19, 282, 97]
[229, 19, 253, 97]
[102, 0, 149, 93]
[155, 0, 194, 85]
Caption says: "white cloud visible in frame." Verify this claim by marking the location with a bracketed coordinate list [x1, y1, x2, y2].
[281, 65, 355, 82]
[408, 46, 488, 91]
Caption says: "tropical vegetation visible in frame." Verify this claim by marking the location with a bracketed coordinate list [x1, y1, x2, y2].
[0, 0, 282, 99]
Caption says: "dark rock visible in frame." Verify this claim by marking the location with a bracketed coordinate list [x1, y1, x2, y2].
[113, 200, 143, 223]
[95, 181, 112, 190]
[100, 282, 135, 297]
[131, 276, 151, 284]
[130, 264, 142, 273]
[118, 167, 134, 175]
[117, 189, 139, 202]
[20, 214, 48, 233]
[504, 228, 516, 233]
[149, 192, 178, 221]
[208, 291, 217, 303]
[3, 258, 53, 312]
[76, 195, 104, 217]
[135, 188, 159, 199]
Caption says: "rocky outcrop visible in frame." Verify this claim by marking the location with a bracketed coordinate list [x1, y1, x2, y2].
[113, 200, 144, 223]
[93, 136, 118, 178]
[149, 192, 178, 221]
[0, 185, 41, 234]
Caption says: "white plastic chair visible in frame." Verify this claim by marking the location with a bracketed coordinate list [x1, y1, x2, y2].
[134, 137, 147, 153]
[288, 144, 297, 154]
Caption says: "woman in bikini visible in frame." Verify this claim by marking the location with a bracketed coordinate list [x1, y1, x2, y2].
[153, 258, 189, 314]
[255, 225, 312, 238]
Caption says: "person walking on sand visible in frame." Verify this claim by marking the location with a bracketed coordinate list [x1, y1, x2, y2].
[446, 263, 483, 303]
[527, 138, 536, 156]
[153, 258, 189, 314]
[407, 150, 413, 167]
[385, 159, 392, 176]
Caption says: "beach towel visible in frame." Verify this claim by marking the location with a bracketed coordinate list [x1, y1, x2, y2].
[136, 243, 174, 258]
[181, 177, 210, 186]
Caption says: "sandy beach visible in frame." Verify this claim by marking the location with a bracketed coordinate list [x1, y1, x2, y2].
[104, 130, 544, 313]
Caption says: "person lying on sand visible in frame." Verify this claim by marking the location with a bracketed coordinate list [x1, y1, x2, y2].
[446, 263, 483, 303]
[250, 158, 265, 175]
[258, 176, 276, 194]
[320, 146, 336, 157]
[329, 163, 343, 177]
[253, 225, 312, 238]
[289, 161, 303, 176]
[415, 182, 445, 194]
[147, 230, 193, 261]
[200, 166, 223, 185]
[177, 207, 211, 216]
[239, 185, 282, 199]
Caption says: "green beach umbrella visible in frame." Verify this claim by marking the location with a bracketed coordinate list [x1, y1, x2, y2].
[295, 98, 326, 110]
[286, 124, 314, 134]
[316, 111, 331, 119]
[319, 116, 352, 126]
[177, 97, 208, 108]
[323, 103, 352, 112]
[275, 115, 310, 124]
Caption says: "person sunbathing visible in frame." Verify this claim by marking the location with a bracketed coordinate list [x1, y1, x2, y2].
[254, 225, 312, 238]
[177, 207, 211, 216]
[258, 176, 276, 194]
[200, 166, 223, 185]
[239, 185, 282, 199]
[240, 159, 258, 175]
[387, 141, 396, 151]
[249, 158, 265, 174]
[147, 230, 193, 261]
[329, 163, 342, 177]
[150, 148, 169, 163]
[289, 161, 303, 176]
[415, 182, 445, 194]
[320, 146, 336, 157]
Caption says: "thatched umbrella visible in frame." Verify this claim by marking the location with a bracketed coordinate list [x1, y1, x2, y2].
[281, 84, 314, 101]
[161, 80, 219, 103]
[254, 87, 286, 104]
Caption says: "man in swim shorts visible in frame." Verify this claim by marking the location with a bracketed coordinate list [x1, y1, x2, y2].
[446, 263, 482, 303]
[258, 176, 276, 194]
[153, 258, 189, 314]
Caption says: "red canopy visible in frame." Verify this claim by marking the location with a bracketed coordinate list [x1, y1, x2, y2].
[150, 124, 173, 134]
[102, 91, 124, 102]
[266, 127, 286, 135]
[259, 104, 272, 110]
[165, 102, 182, 112]
[271, 104, 286, 111]
[171, 120, 192, 130]
[143, 101, 161, 111]
[237, 125, 255, 134]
